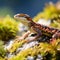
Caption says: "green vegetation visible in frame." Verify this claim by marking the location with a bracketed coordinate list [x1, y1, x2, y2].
[8, 39, 26, 53]
[0, 15, 18, 41]
[33, 2, 60, 21]
[9, 39, 60, 60]
[0, 40, 6, 58]
[0, 1, 60, 60]
[33, 1, 60, 29]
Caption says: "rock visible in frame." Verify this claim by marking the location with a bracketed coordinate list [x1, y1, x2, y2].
[36, 54, 43, 60]
[27, 56, 34, 60]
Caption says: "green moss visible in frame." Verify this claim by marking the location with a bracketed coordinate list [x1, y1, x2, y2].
[8, 39, 26, 53]
[8, 39, 60, 60]
[0, 15, 18, 41]
[0, 40, 6, 57]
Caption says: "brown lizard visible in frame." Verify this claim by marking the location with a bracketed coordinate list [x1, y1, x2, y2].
[14, 13, 60, 42]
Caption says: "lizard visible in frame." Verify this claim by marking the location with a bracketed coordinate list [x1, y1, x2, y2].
[14, 13, 60, 42]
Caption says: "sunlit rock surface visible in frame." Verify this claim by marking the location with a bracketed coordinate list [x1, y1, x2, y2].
[37, 19, 51, 26]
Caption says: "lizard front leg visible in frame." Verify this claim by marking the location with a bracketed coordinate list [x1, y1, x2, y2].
[15, 31, 31, 40]
[24, 27, 42, 43]
[30, 26, 42, 39]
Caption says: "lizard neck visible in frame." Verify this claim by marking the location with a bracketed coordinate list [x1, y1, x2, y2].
[27, 21, 35, 28]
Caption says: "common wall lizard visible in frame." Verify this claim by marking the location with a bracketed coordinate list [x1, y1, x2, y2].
[14, 13, 60, 42]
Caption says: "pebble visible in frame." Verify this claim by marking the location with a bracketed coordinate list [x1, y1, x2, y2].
[4, 40, 13, 50]
[27, 56, 34, 60]
[16, 41, 38, 54]
[36, 58, 42, 60]
[22, 41, 38, 50]
[16, 48, 23, 53]
[37, 55, 43, 60]
[7, 53, 14, 58]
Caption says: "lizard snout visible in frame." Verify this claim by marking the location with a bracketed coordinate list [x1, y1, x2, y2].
[14, 14, 20, 18]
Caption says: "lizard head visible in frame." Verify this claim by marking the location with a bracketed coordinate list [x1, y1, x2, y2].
[14, 13, 32, 26]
